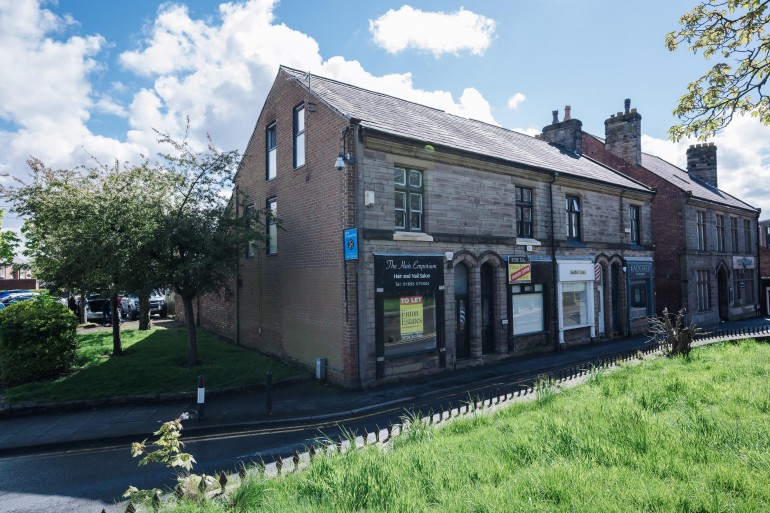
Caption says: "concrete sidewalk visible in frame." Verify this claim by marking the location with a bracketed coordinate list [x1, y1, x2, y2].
[1, 316, 768, 454]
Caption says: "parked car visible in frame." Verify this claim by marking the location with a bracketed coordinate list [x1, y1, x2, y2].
[0, 289, 29, 300]
[84, 295, 108, 322]
[1, 291, 39, 306]
[120, 290, 168, 320]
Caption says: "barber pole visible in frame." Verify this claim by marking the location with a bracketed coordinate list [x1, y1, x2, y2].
[197, 373, 205, 420]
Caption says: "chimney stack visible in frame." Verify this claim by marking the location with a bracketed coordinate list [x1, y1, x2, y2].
[604, 98, 642, 166]
[686, 142, 718, 187]
[542, 105, 582, 154]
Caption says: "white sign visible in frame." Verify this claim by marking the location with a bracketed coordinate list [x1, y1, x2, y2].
[558, 262, 595, 282]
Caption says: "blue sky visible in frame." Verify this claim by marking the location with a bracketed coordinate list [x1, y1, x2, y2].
[1, 0, 768, 232]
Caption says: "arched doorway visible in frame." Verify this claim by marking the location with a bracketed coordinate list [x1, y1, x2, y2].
[481, 263, 495, 354]
[454, 263, 471, 359]
[717, 266, 729, 321]
[611, 263, 622, 335]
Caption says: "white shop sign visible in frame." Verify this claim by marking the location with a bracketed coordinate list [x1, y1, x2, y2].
[558, 262, 595, 282]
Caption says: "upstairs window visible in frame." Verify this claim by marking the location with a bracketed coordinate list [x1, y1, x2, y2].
[565, 195, 581, 240]
[245, 204, 256, 258]
[744, 219, 752, 253]
[716, 214, 725, 252]
[516, 187, 533, 237]
[266, 123, 277, 180]
[731, 217, 739, 251]
[766, 226, 770, 249]
[266, 197, 277, 255]
[630, 205, 641, 244]
[293, 105, 305, 168]
[697, 211, 707, 251]
[395, 167, 423, 232]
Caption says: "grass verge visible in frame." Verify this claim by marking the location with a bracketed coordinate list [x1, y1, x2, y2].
[2, 326, 306, 404]
[161, 340, 770, 512]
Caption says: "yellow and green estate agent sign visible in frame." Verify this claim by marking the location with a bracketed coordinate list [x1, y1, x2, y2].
[400, 295, 424, 337]
[508, 255, 531, 284]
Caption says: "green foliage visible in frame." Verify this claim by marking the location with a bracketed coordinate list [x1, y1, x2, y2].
[0, 295, 78, 385]
[159, 341, 770, 512]
[667, 0, 770, 140]
[2, 326, 305, 404]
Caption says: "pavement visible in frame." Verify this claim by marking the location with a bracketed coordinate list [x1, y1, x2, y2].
[1, 316, 768, 454]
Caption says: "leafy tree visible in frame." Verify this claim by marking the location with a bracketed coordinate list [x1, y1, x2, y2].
[667, 0, 770, 140]
[0, 210, 19, 266]
[154, 130, 270, 367]
[5, 159, 172, 355]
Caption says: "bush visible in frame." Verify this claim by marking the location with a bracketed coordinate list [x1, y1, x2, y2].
[0, 295, 79, 386]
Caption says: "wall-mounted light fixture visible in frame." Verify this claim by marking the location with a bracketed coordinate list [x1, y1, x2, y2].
[335, 127, 356, 170]
[445, 251, 454, 268]
[622, 266, 627, 273]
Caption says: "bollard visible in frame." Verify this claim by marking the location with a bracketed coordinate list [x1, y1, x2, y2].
[197, 373, 205, 421]
[266, 370, 273, 416]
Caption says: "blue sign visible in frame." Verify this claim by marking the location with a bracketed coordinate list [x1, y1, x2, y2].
[344, 228, 358, 261]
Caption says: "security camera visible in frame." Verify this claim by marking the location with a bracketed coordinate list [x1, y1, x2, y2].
[335, 153, 345, 171]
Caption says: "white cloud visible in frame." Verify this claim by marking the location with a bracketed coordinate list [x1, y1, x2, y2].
[0, 0, 500, 215]
[507, 93, 526, 110]
[642, 115, 770, 218]
[369, 6, 495, 57]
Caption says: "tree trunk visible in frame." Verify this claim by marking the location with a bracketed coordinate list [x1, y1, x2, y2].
[111, 293, 122, 356]
[139, 292, 151, 330]
[183, 295, 198, 366]
[79, 291, 86, 324]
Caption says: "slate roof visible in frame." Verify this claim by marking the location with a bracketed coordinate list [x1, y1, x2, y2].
[640, 153, 757, 212]
[281, 66, 651, 193]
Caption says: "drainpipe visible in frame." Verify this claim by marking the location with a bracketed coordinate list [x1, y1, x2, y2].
[756, 216, 761, 318]
[549, 172, 560, 351]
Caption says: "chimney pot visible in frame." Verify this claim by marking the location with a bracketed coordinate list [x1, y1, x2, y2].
[564, 105, 571, 121]
[630, 108, 637, 114]
[551, 110, 559, 124]
[616, 112, 623, 117]
[624, 99, 631, 114]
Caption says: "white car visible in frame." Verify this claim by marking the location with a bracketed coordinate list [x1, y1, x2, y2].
[121, 290, 168, 320]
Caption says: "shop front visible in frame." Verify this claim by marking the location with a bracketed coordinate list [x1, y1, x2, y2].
[626, 259, 655, 333]
[557, 260, 595, 346]
[374, 254, 446, 378]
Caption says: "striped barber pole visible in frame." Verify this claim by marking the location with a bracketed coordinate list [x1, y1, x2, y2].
[594, 264, 601, 282]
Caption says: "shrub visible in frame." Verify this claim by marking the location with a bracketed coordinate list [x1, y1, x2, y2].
[0, 295, 79, 386]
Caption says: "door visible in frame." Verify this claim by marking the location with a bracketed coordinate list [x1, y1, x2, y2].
[611, 264, 621, 334]
[718, 267, 729, 321]
[481, 263, 495, 354]
[454, 263, 470, 359]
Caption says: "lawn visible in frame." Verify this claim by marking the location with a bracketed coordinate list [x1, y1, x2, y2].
[165, 340, 770, 512]
[2, 326, 307, 404]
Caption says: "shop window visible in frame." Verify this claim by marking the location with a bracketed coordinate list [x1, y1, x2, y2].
[562, 282, 588, 327]
[293, 104, 305, 168]
[696, 270, 710, 311]
[697, 211, 707, 251]
[266, 197, 277, 255]
[565, 195, 581, 240]
[511, 283, 544, 335]
[382, 291, 437, 356]
[733, 268, 755, 305]
[266, 123, 277, 180]
[394, 167, 423, 232]
[630, 283, 647, 308]
[516, 187, 533, 237]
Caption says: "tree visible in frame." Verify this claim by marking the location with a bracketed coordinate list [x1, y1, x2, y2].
[0, 211, 19, 266]
[153, 129, 270, 367]
[667, 0, 770, 140]
[5, 159, 172, 355]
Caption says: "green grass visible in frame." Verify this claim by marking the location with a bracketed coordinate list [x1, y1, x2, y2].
[2, 327, 306, 404]
[162, 340, 770, 512]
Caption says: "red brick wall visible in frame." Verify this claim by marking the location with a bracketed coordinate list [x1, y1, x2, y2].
[583, 134, 686, 314]
[190, 69, 360, 387]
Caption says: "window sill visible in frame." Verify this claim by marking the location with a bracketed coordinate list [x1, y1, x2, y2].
[393, 231, 434, 242]
[515, 237, 541, 246]
[563, 323, 590, 331]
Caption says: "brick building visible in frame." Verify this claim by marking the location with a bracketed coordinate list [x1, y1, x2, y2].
[181, 68, 656, 387]
[759, 219, 770, 315]
[0, 262, 37, 291]
[583, 100, 761, 326]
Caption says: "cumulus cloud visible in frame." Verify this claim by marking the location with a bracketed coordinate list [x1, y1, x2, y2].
[507, 92, 526, 110]
[369, 6, 495, 57]
[642, 115, 770, 218]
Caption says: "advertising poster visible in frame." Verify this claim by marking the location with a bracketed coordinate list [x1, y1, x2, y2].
[508, 256, 531, 284]
[400, 295, 424, 338]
